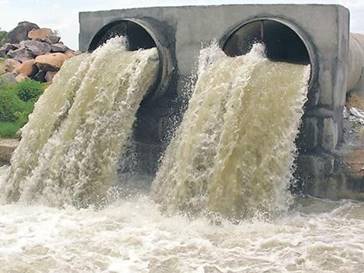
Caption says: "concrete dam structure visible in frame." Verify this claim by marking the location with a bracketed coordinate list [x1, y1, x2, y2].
[79, 4, 364, 200]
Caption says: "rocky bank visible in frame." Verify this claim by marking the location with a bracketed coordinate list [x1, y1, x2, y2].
[0, 21, 78, 165]
[0, 21, 77, 84]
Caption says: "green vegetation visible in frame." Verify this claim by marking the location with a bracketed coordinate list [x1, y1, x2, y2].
[0, 80, 45, 138]
[14, 80, 45, 102]
[0, 28, 7, 47]
[0, 121, 25, 138]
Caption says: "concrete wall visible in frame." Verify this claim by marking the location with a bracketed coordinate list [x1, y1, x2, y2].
[79, 5, 362, 199]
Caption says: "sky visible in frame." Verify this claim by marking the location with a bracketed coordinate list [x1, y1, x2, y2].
[0, 0, 363, 50]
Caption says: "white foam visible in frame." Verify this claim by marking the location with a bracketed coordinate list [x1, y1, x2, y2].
[0, 191, 363, 272]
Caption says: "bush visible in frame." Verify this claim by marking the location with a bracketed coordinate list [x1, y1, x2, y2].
[0, 88, 27, 121]
[0, 121, 22, 138]
[0, 30, 7, 47]
[0, 80, 45, 138]
[14, 79, 45, 102]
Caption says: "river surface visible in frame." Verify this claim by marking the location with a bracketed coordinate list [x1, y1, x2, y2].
[0, 187, 363, 273]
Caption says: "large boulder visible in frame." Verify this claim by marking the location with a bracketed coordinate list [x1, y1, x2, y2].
[32, 70, 47, 82]
[14, 59, 37, 77]
[45, 71, 57, 82]
[7, 47, 34, 62]
[0, 43, 18, 58]
[28, 28, 60, 44]
[15, 74, 29, 82]
[4, 59, 21, 73]
[65, 50, 77, 58]
[5, 21, 39, 44]
[51, 43, 69, 53]
[0, 72, 17, 86]
[35, 53, 68, 72]
[19, 40, 51, 56]
[0, 58, 5, 75]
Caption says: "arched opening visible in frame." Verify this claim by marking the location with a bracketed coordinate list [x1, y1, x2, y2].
[89, 20, 156, 51]
[222, 19, 312, 66]
[222, 19, 318, 194]
[88, 20, 160, 98]
[88, 19, 175, 100]
[87, 20, 176, 182]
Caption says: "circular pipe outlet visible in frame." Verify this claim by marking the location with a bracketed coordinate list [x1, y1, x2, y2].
[220, 18, 317, 88]
[88, 19, 174, 100]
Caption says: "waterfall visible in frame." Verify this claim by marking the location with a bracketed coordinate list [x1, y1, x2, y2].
[152, 44, 310, 219]
[0, 37, 159, 207]
[0, 36, 362, 273]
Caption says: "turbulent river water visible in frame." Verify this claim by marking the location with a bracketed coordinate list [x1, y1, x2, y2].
[0, 40, 363, 272]
[0, 188, 363, 273]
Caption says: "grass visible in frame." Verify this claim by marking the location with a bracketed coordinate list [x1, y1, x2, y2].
[0, 121, 24, 138]
[0, 79, 46, 138]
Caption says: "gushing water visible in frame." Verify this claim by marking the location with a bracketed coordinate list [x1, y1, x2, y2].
[0, 182, 363, 273]
[0, 37, 159, 207]
[0, 41, 363, 273]
[152, 44, 310, 219]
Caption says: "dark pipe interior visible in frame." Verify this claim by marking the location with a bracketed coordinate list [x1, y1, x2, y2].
[223, 20, 310, 65]
[89, 20, 156, 51]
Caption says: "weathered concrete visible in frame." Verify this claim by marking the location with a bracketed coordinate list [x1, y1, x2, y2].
[0, 139, 19, 166]
[79, 5, 349, 104]
[79, 5, 364, 200]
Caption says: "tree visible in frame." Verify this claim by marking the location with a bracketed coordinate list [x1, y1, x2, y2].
[0, 28, 8, 47]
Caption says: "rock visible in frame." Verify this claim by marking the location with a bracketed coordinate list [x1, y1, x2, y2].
[45, 71, 57, 82]
[7, 47, 34, 62]
[64, 50, 76, 58]
[19, 40, 51, 56]
[51, 43, 69, 53]
[28, 28, 60, 44]
[15, 74, 28, 82]
[32, 70, 47, 82]
[15, 128, 22, 139]
[347, 93, 364, 111]
[0, 72, 17, 86]
[0, 43, 18, 57]
[344, 148, 364, 178]
[14, 59, 37, 77]
[4, 59, 21, 73]
[0, 138, 19, 165]
[35, 53, 68, 72]
[5, 21, 39, 44]
[0, 58, 5, 75]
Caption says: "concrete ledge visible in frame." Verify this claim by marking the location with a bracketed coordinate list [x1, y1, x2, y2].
[0, 138, 19, 165]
